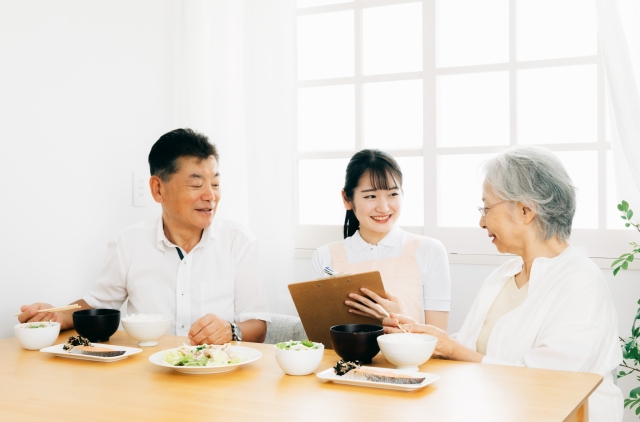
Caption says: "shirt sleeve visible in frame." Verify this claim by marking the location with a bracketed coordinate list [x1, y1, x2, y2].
[232, 234, 271, 323]
[417, 239, 452, 311]
[310, 245, 332, 279]
[82, 237, 128, 311]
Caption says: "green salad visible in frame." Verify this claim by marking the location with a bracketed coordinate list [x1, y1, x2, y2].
[275, 340, 320, 351]
[19, 322, 54, 329]
[163, 343, 245, 367]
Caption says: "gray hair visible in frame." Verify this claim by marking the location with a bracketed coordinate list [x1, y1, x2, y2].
[481, 146, 576, 242]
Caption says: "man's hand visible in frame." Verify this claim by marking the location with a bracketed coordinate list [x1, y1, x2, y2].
[17, 300, 90, 331]
[188, 313, 232, 345]
[17, 303, 55, 324]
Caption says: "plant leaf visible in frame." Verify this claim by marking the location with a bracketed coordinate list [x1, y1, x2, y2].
[628, 255, 635, 262]
[614, 266, 621, 276]
[628, 210, 634, 220]
[623, 261, 629, 270]
[626, 223, 631, 227]
[612, 258, 625, 267]
[623, 200, 629, 212]
[619, 204, 625, 211]
[622, 216, 629, 220]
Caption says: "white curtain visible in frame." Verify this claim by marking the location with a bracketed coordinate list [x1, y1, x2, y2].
[174, 0, 297, 315]
[596, 0, 640, 208]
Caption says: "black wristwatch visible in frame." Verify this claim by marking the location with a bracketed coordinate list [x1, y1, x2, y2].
[230, 322, 242, 341]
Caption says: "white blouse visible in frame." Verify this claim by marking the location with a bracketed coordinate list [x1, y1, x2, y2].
[456, 245, 623, 422]
[311, 226, 451, 311]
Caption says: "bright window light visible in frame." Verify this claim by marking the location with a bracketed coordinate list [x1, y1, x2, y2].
[436, 71, 510, 147]
[363, 79, 423, 149]
[437, 154, 496, 227]
[517, 64, 597, 144]
[395, 157, 424, 227]
[554, 151, 598, 229]
[298, 85, 355, 152]
[516, 0, 597, 61]
[363, 2, 422, 75]
[436, 0, 509, 67]
[297, 11, 354, 80]
[298, 158, 349, 225]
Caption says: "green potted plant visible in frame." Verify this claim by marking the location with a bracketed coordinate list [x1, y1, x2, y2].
[613, 201, 640, 414]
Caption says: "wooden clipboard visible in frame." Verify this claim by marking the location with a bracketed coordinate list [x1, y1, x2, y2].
[288, 271, 386, 350]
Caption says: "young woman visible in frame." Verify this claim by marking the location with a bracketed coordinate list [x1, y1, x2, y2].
[311, 149, 450, 330]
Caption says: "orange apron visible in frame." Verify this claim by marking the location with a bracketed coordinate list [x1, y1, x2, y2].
[328, 235, 425, 324]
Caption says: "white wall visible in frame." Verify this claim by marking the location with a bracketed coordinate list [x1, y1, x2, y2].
[0, 0, 181, 339]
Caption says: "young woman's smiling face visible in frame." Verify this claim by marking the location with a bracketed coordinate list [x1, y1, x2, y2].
[343, 171, 403, 244]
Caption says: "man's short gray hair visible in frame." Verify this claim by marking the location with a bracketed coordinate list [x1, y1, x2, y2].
[482, 146, 576, 242]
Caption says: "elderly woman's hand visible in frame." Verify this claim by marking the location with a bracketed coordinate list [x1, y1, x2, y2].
[382, 313, 481, 362]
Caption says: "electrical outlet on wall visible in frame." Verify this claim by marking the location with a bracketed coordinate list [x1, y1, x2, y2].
[133, 170, 149, 207]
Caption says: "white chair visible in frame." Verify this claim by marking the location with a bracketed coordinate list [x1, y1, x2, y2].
[264, 314, 308, 344]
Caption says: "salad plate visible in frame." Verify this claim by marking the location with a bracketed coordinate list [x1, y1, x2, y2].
[316, 366, 439, 391]
[149, 345, 262, 374]
[40, 343, 142, 362]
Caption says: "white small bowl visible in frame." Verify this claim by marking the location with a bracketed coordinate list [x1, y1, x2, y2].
[377, 333, 438, 372]
[274, 343, 324, 376]
[14, 322, 60, 350]
[121, 315, 172, 347]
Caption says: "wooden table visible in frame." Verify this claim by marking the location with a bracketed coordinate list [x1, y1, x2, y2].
[0, 331, 600, 422]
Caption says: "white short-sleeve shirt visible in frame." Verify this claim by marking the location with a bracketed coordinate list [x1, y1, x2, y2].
[83, 217, 271, 336]
[311, 226, 451, 311]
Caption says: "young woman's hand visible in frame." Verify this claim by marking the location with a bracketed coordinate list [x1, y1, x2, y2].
[345, 288, 404, 320]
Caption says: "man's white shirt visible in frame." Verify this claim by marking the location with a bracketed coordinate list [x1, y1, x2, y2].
[83, 217, 270, 336]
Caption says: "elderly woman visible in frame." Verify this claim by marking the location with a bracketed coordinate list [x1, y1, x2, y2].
[384, 146, 622, 421]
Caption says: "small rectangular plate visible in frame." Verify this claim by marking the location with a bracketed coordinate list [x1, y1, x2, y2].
[40, 343, 142, 362]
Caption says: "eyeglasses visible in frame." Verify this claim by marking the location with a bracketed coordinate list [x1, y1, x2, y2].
[478, 200, 509, 218]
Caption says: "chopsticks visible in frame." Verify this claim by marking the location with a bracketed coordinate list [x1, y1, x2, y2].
[375, 305, 409, 334]
[14, 304, 81, 317]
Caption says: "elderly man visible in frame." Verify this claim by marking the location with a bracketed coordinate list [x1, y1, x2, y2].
[18, 128, 269, 344]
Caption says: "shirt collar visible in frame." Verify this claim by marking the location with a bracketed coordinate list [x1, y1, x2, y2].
[349, 225, 403, 251]
[155, 217, 215, 251]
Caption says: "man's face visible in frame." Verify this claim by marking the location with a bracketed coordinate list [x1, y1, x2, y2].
[154, 156, 220, 232]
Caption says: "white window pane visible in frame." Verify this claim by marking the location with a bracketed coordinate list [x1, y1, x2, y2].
[516, 0, 597, 61]
[363, 79, 423, 149]
[517, 65, 597, 144]
[395, 157, 424, 226]
[363, 3, 422, 75]
[436, 72, 510, 147]
[298, 85, 355, 152]
[298, 159, 349, 225]
[298, 0, 352, 8]
[298, 11, 354, 80]
[554, 151, 598, 229]
[436, 0, 508, 67]
[606, 151, 624, 230]
[438, 154, 496, 227]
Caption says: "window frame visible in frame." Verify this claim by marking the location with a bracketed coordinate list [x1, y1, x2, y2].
[295, 0, 638, 265]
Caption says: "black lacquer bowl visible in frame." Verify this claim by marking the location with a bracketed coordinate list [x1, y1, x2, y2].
[73, 309, 120, 342]
[329, 324, 384, 364]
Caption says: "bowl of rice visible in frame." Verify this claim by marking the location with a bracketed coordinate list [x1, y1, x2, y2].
[377, 333, 437, 372]
[121, 314, 173, 347]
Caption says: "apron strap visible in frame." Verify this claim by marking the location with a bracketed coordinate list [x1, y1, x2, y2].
[328, 241, 348, 265]
[401, 235, 421, 259]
